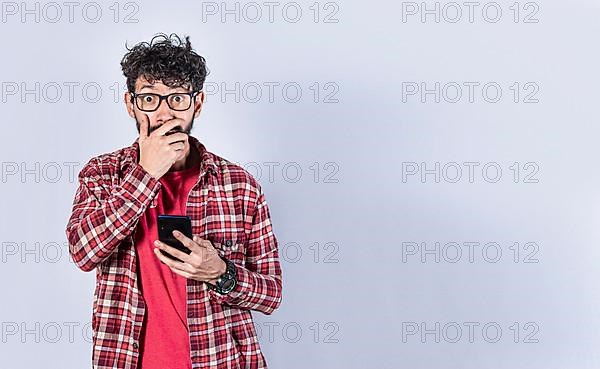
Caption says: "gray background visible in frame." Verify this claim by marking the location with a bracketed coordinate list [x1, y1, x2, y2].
[0, 0, 598, 368]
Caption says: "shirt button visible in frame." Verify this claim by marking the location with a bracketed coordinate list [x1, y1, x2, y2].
[133, 342, 139, 350]
[225, 239, 233, 247]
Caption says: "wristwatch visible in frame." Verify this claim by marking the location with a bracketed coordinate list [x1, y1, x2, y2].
[207, 257, 237, 294]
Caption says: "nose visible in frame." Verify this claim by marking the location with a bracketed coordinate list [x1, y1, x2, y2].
[152, 97, 176, 124]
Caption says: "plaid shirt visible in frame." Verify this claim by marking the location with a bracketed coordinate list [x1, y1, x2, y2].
[65, 135, 283, 369]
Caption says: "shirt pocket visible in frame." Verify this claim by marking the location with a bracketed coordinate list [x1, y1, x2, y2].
[204, 230, 247, 264]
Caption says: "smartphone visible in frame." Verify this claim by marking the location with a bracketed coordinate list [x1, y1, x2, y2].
[157, 214, 193, 262]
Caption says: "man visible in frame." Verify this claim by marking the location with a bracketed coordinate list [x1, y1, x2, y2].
[65, 33, 283, 369]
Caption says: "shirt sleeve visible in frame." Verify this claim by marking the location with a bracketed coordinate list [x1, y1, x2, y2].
[208, 187, 283, 315]
[65, 158, 162, 272]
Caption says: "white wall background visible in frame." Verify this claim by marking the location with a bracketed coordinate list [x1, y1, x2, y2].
[1, 0, 599, 368]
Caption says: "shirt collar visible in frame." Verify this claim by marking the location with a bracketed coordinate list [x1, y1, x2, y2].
[122, 134, 218, 178]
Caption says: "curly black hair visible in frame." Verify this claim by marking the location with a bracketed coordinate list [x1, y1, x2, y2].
[120, 33, 209, 93]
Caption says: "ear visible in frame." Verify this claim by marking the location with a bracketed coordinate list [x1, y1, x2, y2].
[193, 91, 205, 118]
[124, 91, 135, 119]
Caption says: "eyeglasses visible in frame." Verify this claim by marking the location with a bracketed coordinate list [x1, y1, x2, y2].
[130, 90, 199, 112]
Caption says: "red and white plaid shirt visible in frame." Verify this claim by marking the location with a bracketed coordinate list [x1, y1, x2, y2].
[65, 135, 283, 369]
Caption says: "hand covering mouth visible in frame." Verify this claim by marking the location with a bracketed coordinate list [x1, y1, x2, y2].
[165, 126, 183, 135]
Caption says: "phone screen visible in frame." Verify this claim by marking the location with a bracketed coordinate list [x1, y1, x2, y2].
[157, 214, 193, 262]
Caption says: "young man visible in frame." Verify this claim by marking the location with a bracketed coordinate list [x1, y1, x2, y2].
[65, 33, 283, 369]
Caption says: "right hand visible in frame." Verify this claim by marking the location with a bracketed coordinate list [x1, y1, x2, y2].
[138, 115, 188, 179]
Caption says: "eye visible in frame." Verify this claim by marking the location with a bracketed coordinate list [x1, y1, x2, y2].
[172, 95, 183, 102]
[143, 95, 155, 103]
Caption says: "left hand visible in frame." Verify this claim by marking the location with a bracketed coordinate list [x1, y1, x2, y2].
[153, 230, 226, 285]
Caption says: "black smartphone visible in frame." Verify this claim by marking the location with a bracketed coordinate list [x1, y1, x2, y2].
[157, 214, 193, 262]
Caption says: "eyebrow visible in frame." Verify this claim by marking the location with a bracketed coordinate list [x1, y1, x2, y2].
[138, 84, 191, 92]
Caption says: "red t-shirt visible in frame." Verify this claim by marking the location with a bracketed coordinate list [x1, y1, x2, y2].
[134, 164, 200, 369]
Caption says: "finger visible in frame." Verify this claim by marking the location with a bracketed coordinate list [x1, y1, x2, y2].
[153, 246, 194, 273]
[154, 250, 194, 279]
[168, 265, 193, 280]
[154, 240, 192, 264]
[145, 114, 152, 137]
[152, 120, 184, 137]
[193, 236, 214, 249]
[172, 230, 198, 251]
[171, 142, 186, 152]
[139, 114, 149, 140]
[164, 132, 189, 145]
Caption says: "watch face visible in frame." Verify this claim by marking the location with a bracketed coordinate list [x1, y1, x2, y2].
[222, 278, 235, 291]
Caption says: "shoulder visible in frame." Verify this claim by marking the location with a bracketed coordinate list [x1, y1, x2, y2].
[209, 151, 261, 189]
[208, 152, 271, 217]
[78, 145, 133, 181]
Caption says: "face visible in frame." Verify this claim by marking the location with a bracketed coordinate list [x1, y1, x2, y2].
[124, 75, 205, 137]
